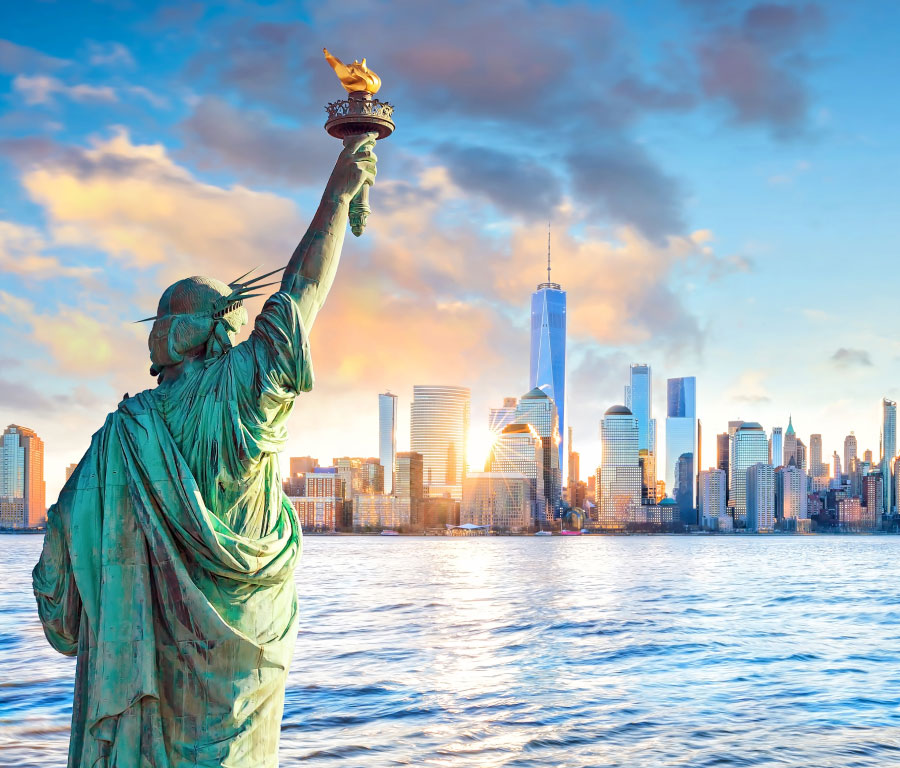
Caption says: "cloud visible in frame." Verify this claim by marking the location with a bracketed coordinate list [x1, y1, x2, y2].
[87, 41, 135, 69]
[831, 348, 872, 369]
[694, 2, 827, 136]
[19, 129, 302, 279]
[0, 39, 68, 74]
[179, 97, 334, 185]
[0, 221, 98, 280]
[13, 75, 117, 106]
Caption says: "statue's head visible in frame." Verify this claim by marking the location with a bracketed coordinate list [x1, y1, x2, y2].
[148, 276, 248, 377]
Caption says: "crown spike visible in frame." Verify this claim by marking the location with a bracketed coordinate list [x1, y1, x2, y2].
[235, 265, 285, 288]
[234, 280, 280, 295]
[133, 316, 158, 324]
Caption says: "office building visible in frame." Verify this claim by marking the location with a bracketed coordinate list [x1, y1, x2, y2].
[844, 433, 858, 476]
[699, 468, 727, 530]
[746, 462, 775, 533]
[809, 434, 825, 478]
[288, 469, 344, 531]
[529, 247, 566, 471]
[334, 457, 383, 497]
[730, 422, 768, 526]
[598, 405, 641, 529]
[395, 451, 424, 529]
[378, 392, 398, 494]
[515, 387, 561, 517]
[489, 423, 544, 523]
[410, 385, 470, 501]
[461, 472, 532, 532]
[770, 427, 783, 468]
[0, 424, 46, 529]
[665, 377, 697, 522]
[625, 364, 656, 493]
[354, 495, 411, 530]
[863, 471, 883, 522]
[717, 432, 730, 501]
[65, 463, 78, 482]
[776, 464, 808, 523]
[883, 398, 896, 516]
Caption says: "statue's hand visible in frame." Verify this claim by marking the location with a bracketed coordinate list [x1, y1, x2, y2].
[328, 132, 377, 204]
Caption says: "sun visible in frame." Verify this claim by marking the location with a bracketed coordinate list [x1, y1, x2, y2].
[467, 426, 499, 473]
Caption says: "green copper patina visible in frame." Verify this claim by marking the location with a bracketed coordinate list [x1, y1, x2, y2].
[33, 133, 378, 768]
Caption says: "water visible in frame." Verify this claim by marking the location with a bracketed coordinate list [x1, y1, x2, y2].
[3, 534, 900, 767]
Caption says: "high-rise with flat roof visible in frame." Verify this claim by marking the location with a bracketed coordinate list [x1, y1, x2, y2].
[598, 405, 641, 529]
[489, 397, 519, 433]
[0, 424, 45, 529]
[490, 422, 544, 523]
[410, 385, 470, 501]
[625, 364, 656, 494]
[747, 462, 775, 532]
[769, 427, 783, 468]
[699, 468, 727, 530]
[515, 388, 561, 519]
[883, 398, 896, 516]
[665, 377, 697, 520]
[378, 392, 398, 495]
[809, 434, 825, 478]
[730, 422, 768, 526]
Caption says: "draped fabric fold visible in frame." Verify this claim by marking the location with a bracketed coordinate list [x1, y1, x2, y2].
[33, 292, 311, 768]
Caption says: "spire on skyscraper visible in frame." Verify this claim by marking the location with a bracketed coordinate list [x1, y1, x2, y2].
[547, 220, 551, 284]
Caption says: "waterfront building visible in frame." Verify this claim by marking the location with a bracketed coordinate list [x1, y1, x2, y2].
[489, 422, 544, 523]
[717, 432, 730, 502]
[334, 457, 383, 497]
[515, 387, 561, 518]
[379, 392, 398, 494]
[844, 433, 858, 476]
[489, 397, 519, 433]
[284, 456, 319, 496]
[353, 494, 411, 530]
[395, 451, 424, 529]
[422, 497, 460, 528]
[698, 468, 727, 530]
[529, 247, 566, 471]
[289, 469, 345, 531]
[461, 472, 532, 532]
[746, 462, 775, 533]
[863, 471, 883, 523]
[837, 496, 874, 531]
[410, 385, 470, 501]
[883, 398, 896, 516]
[776, 464, 808, 524]
[770, 427, 783, 468]
[665, 377, 697, 522]
[0, 424, 46, 529]
[598, 405, 641, 529]
[730, 422, 768, 526]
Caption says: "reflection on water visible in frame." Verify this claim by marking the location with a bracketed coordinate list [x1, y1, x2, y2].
[3, 535, 900, 766]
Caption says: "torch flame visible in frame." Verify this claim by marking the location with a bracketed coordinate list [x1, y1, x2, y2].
[323, 48, 382, 94]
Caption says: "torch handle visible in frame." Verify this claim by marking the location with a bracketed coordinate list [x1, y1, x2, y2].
[348, 183, 370, 237]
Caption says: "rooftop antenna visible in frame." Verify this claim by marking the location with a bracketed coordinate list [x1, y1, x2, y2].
[547, 220, 551, 283]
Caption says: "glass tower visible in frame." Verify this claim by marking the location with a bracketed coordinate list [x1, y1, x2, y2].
[665, 377, 697, 521]
[529, 248, 566, 472]
[769, 427, 783, 468]
[599, 405, 641, 529]
[378, 392, 397, 495]
[883, 398, 896, 517]
[729, 421, 768, 525]
[515, 388, 561, 520]
[0, 424, 46, 529]
[410, 385, 470, 501]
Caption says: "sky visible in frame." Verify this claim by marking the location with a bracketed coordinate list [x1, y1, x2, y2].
[1, 0, 899, 502]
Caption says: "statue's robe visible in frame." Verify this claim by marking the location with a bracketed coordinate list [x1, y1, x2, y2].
[33, 292, 310, 768]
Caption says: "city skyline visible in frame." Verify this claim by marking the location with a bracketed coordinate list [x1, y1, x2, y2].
[2, 3, 900, 505]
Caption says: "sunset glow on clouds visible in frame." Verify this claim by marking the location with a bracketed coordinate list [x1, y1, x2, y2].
[1, 1, 899, 500]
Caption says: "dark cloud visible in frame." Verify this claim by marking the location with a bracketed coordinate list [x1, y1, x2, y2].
[695, 3, 826, 136]
[437, 144, 563, 218]
[0, 39, 67, 75]
[0, 377, 102, 413]
[831, 348, 872, 369]
[566, 141, 683, 241]
[179, 97, 335, 186]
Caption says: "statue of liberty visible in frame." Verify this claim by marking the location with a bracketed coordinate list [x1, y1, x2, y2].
[32, 132, 378, 768]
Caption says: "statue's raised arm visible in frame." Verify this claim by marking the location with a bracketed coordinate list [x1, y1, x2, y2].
[280, 132, 377, 331]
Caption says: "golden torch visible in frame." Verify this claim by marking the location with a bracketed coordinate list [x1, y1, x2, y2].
[323, 48, 395, 237]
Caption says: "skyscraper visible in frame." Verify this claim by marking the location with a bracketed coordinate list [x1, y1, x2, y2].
[747, 462, 775, 533]
[0, 424, 46, 529]
[529, 236, 566, 472]
[717, 432, 730, 501]
[515, 387, 561, 517]
[809, 434, 825, 478]
[665, 377, 697, 520]
[395, 451, 424, 529]
[488, 397, 518, 432]
[882, 398, 896, 517]
[489, 423, 544, 524]
[625, 363, 654, 453]
[783, 416, 797, 467]
[598, 405, 641, 529]
[730, 422, 768, 526]
[410, 385, 471, 501]
[844, 433, 858, 476]
[769, 427, 783, 468]
[776, 464, 808, 524]
[698, 468, 727, 530]
[378, 392, 398, 495]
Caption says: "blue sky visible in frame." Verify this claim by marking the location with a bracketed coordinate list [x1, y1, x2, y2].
[1, 0, 899, 499]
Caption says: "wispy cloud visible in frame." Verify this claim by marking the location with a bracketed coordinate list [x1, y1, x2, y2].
[831, 347, 873, 369]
